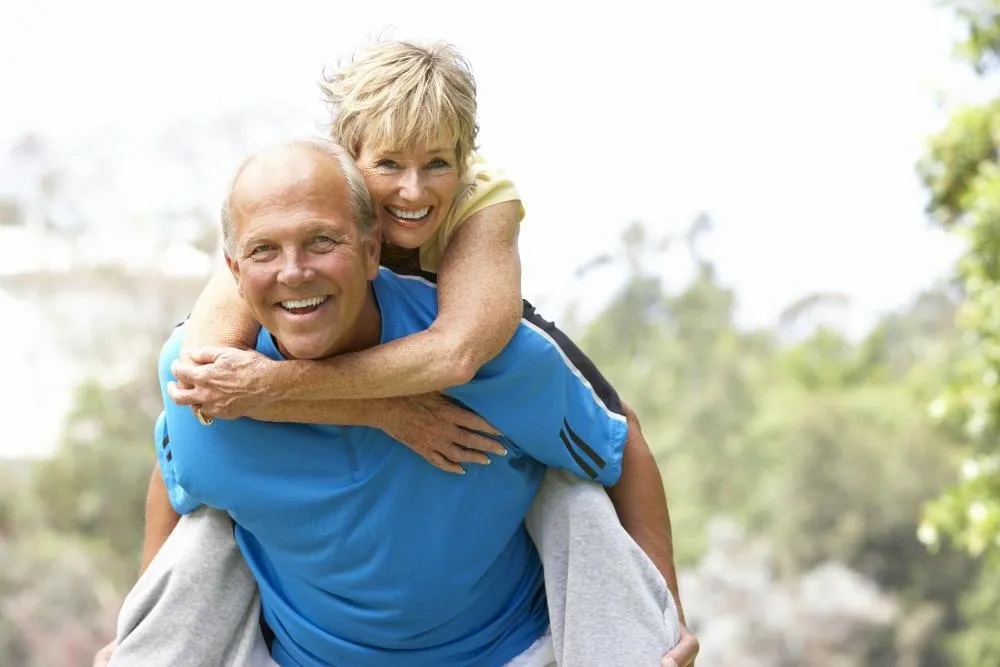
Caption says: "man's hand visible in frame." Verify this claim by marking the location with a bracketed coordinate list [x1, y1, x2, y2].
[376, 393, 508, 474]
[662, 622, 699, 667]
[168, 346, 274, 419]
[92, 639, 115, 667]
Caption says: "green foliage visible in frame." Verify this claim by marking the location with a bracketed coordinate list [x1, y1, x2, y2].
[0, 345, 163, 665]
[950, 0, 1000, 74]
[30, 366, 161, 590]
[576, 217, 976, 665]
[920, 0, 1000, 565]
[919, 101, 1000, 226]
[946, 555, 1000, 664]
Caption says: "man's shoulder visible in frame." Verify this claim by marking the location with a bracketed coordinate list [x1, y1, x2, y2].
[376, 265, 439, 289]
[374, 267, 439, 310]
[157, 324, 187, 382]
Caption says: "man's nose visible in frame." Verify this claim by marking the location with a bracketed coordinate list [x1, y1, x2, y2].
[277, 251, 314, 287]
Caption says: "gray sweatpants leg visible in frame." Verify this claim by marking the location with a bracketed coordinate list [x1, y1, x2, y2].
[110, 507, 274, 667]
[526, 468, 681, 667]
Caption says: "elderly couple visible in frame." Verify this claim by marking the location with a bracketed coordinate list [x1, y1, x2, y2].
[101, 41, 700, 667]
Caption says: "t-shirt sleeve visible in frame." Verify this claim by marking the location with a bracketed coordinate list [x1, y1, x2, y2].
[450, 152, 525, 227]
[419, 152, 526, 272]
[154, 325, 207, 515]
[445, 322, 627, 486]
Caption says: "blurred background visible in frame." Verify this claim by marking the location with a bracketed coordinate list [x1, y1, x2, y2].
[2, 0, 999, 664]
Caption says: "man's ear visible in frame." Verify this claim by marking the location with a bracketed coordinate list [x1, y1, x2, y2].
[224, 253, 245, 298]
[364, 229, 382, 280]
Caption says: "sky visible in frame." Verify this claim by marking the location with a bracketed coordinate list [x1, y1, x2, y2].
[0, 0, 983, 456]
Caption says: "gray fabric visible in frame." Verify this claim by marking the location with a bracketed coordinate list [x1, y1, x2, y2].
[111, 471, 679, 666]
[109, 507, 274, 667]
[526, 468, 681, 667]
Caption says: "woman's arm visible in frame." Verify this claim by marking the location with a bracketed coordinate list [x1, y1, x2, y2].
[177, 254, 511, 472]
[174, 199, 524, 410]
[183, 262, 260, 351]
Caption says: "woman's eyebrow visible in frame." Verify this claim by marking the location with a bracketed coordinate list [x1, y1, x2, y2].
[379, 146, 452, 156]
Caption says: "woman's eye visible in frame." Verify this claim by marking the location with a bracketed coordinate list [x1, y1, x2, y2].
[427, 158, 451, 169]
[375, 159, 400, 169]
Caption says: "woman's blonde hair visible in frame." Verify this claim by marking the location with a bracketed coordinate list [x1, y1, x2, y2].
[321, 41, 479, 173]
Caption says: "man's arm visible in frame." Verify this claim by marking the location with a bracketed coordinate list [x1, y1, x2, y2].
[606, 405, 700, 666]
[140, 464, 181, 573]
[605, 404, 682, 620]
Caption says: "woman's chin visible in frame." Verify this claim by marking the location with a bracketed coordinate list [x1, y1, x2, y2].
[384, 219, 439, 248]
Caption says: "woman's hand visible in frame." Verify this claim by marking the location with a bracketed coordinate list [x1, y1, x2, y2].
[376, 393, 508, 475]
[168, 346, 276, 420]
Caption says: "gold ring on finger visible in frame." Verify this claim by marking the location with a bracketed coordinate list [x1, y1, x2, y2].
[194, 407, 214, 426]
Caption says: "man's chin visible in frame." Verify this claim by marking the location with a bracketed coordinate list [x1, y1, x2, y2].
[275, 336, 336, 361]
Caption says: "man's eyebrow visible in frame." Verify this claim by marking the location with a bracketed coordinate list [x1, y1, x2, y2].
[303, 221, 350, 240]
[238, 234, 270, 254]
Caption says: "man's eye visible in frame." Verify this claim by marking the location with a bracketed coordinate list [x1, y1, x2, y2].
[313, 235, 337, 246]
[249, 245, 273, 257]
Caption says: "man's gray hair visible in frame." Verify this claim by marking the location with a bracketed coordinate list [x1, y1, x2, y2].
[221, 139, 375, 256]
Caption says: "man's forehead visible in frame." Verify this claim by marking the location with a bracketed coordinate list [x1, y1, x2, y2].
[230, 150, 352, 227]
[234, 147, 341, 201]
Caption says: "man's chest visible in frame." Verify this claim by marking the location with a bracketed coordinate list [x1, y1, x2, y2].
[183, 420, 544, 583]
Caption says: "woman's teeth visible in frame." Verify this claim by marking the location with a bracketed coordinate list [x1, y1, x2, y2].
[387, 206, 430, 220]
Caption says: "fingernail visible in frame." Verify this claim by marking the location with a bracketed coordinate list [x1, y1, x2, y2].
[499, 448, 508, 456]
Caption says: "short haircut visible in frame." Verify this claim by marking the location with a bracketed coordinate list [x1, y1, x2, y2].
[321, 41, 479, 173]
[221, 139, 375, 257]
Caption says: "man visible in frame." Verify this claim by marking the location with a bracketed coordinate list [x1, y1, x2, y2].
[110, 139, 694, 666]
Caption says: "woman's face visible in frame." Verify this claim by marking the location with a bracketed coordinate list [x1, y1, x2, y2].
[356, 139, 461, 249]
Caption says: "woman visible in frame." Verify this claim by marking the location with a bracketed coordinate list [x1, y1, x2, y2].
[141, 41, 695, 666]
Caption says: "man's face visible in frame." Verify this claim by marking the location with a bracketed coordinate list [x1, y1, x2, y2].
[226, 160, 381, 360]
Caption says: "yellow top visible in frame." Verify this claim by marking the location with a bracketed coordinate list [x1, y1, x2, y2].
[418, 152, 525, 272]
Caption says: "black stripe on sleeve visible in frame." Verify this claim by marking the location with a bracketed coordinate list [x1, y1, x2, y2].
[560, 429, 598, 479]
[563, 418, 606, 470]
[520, 301, 624, 416]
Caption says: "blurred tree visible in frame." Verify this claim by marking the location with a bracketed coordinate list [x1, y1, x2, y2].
[578, 219, 978, 665]
[945, 555, 1000, 665]
[918, 0, 1000, 563]
[30, 360, 161, 592]
[575, 218, 764, 562]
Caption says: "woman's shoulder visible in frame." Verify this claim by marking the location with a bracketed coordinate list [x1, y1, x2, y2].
[462, 151, 510, 189]
[451, 151, 522, 220]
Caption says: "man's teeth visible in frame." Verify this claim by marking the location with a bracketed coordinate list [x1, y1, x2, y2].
[388, 206, 430, 220]
[281, 296, 327, 309]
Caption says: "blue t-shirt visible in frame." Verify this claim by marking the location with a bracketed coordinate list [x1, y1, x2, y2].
[156, 268, 627, 667]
